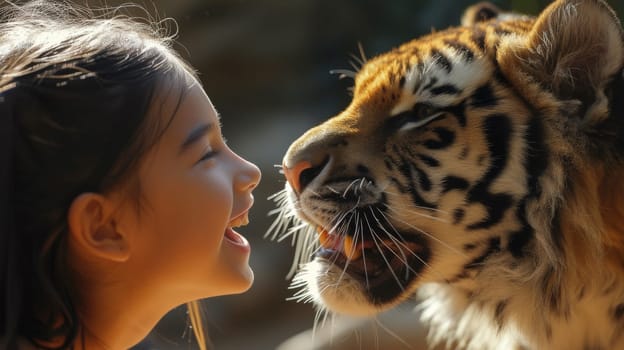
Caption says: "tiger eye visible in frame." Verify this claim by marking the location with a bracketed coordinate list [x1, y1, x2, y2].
[413, 103, 438, 119]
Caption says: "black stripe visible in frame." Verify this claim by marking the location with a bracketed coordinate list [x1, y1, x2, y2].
[466, 115, 512, 230]
[442, 176, 469, 193]
[471, 84, 498, 108]
[507, 200, 534, 258]
[467, 193, 512, 230]
[462, 242, 476, 251]
[392, 157, 438, 209]
[414, 166, 431, 192]
[444, 39, 475, 62]
[417, 154, 440, 167]
[493, 66, 509, 86]
[454, 208, 466, 225]
[494, 300, 508, 331]
[430, 84, 461, 95]
[465, 236, 501, 269]
[614, 303, 624, 321]
[431, 49, 452, 73]
[424, 127, 455, 150]
[446, 102, 467, 127]
[525, 117, 548, 196]
[472, 28, 487, 51]
[423, 77, 438, 91]
[478, 115, 510, 181]
[446, 270, 471, 284]
[399, 76, 406, 88]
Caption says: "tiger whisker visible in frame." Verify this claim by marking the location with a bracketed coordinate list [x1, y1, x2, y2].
[366, 222, 406, 291]
[327, 185, 341, 194]
[335, 211, 358, 286]
[349, 59, 362, 72]
[290, 226, 317, 278]
[373, 316, 414, 350]
[382, 201, 448, 223]
[361, 238, 370, 290]
[373, 231, 424, 281]
[312, 306, 324, 340]
[367, 223, 410, 277]
[343, 178, 360, 198]
[381, 188, 449, 216]
[349, 53, 365, 69]
[365, 212, 422, 278]
[357, 41, 368, 65]
[359, 177, 367, 191]
[382, 204, 467, 258]
[372, 208, 449, 282]
[329, 68, 357, 80]
[365, 211, 404, 269]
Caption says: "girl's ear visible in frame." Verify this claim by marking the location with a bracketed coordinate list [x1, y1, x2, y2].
[67, 193, 130, 262]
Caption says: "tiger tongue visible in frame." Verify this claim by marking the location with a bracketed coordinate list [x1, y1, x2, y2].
[318, 228, 342, 250]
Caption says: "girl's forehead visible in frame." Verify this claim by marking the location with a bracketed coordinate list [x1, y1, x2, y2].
[153, 75, 219, 145]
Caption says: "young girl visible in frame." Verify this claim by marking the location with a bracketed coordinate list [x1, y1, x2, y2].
[0, 1, 261, 349]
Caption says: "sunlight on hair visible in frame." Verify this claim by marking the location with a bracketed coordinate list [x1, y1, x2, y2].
[188, 301, 207, 350]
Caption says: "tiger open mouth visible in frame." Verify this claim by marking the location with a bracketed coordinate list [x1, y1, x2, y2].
[312, 221, 431, 304]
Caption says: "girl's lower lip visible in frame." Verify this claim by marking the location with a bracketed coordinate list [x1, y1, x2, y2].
[224, 227, 250, 252]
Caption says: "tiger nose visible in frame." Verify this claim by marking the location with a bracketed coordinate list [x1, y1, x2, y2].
[282, 160, 312, 194]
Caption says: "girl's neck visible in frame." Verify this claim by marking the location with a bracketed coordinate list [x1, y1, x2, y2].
[74, 282, 173, 350]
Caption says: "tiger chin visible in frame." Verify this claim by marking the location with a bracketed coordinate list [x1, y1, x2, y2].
[269, 0, 624, 349]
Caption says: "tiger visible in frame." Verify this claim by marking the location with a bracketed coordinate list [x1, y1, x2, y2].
[268, 0, 624, 349]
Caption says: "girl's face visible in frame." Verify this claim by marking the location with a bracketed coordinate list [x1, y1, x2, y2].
[117, 74, 261, 300]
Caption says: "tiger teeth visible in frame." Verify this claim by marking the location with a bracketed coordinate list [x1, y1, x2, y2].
[318, 228, 331, 249]
[343, 236, 362, 260]
[316, 226, 363, 260]
[315, 226, 420, 261]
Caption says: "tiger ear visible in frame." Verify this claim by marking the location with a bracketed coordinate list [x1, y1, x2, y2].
[502, 0, 623, 115]
[461, 2, 501, 26]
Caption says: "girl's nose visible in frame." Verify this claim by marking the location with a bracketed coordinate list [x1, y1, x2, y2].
[236, 158, 261, 192]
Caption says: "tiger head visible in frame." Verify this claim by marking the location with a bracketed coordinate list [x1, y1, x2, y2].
[270, 0, 624, 319]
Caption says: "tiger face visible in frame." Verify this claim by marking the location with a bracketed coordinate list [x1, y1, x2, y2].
[271, 1, 624, 346]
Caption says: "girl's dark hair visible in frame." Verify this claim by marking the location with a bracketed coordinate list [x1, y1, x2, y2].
[0, 1, 199, 348]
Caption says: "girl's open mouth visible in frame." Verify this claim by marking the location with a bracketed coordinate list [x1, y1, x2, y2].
[225, 212, 250, 247]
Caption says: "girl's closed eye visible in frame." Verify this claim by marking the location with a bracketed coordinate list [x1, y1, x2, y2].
[199, 147, 218, 163]
[198, 134, 228, 163]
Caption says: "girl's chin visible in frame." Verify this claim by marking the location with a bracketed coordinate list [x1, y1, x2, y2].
[222, 265, 254, 295]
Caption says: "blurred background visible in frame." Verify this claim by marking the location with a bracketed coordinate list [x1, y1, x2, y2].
[57, 0, 624, 349]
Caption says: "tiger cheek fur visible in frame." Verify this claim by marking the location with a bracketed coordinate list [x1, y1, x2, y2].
[270, 1, 624, 349]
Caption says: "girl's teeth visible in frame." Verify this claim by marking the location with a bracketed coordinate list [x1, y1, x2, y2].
[229, 215, 248, 228]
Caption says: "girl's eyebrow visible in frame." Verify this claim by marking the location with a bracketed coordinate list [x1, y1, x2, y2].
[179, 122, 213, 154]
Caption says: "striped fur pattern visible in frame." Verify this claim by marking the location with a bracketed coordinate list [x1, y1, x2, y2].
[269, 1, 624, 348]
